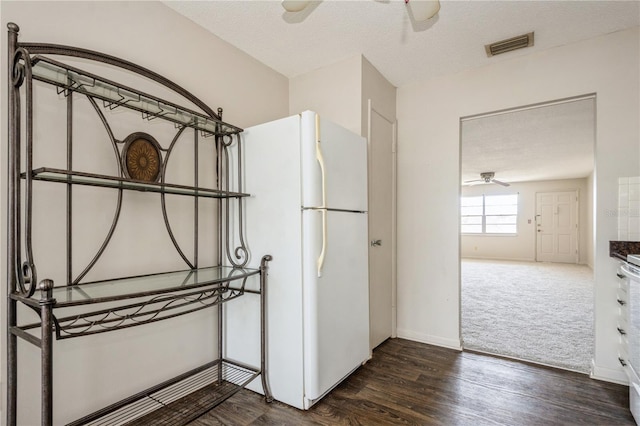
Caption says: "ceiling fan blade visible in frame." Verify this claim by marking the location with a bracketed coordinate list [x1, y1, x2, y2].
[282, 0, 312, 12]
[492, 179, 510, 187]
[462, 179, 482, 186]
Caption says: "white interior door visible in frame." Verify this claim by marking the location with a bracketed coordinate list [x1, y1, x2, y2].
[536, 191, 578, 263]
[367, 102, 396, 349]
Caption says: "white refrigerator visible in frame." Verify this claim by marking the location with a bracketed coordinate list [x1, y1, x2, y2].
[224, 111, 370, 409]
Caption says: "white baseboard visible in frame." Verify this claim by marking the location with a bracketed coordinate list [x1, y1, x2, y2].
[461, 256, 594, 266]
[396, 328, 462, 351]
[590, 359, 629, 385]
[460, 255, 536, 262]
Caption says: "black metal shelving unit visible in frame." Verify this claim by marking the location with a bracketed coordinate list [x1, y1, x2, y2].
[6, 22, 272, 426]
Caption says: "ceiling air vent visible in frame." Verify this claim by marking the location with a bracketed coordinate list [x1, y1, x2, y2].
[485, 32, 534, 57]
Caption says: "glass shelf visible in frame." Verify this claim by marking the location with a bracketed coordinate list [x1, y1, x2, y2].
[46, 265, 260, 307]
[27, 168, 250, 199]
[30, 55, 243, 136]
[10, 265, 259, 338]
[10, 266, 258, 309]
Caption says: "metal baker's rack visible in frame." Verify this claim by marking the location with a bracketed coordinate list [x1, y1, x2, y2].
[6, 22, 272, 425]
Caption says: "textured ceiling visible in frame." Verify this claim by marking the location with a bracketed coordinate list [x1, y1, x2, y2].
[164, 0, 640, 87]
[163, 1, 635, 184]
[461, 98, 595, 185]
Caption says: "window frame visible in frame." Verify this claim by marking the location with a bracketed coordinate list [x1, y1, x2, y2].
[461, 193, 518, 235]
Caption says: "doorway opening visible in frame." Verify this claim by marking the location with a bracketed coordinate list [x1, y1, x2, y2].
[367, 100, 398, 350]
[459, 95, 596, 373]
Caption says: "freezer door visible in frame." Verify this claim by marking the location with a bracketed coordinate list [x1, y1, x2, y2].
[302, 208, 370, 404]
[300, 111, 368, 212]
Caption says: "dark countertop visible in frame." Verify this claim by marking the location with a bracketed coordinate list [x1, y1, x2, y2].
[610, 240, 640, 261]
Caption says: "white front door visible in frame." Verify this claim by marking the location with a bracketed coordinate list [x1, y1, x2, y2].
[367, 102, 396, 349]
[536, 191, 578, 263]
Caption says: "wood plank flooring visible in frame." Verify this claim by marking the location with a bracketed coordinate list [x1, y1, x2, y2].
[189, 338, 634, 425]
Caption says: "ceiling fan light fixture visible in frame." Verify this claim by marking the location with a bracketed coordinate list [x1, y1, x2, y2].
[282, 0, 312, 12]
[405, 0, 440, 22]
[463, 172, 511, 187]
[480, 172, 494, 183]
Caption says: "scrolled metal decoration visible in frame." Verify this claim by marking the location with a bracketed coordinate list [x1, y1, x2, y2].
[16, 261, 37, 298]
[221, 134, 234, 148]
[54, 284, 243, 339]
[221, 135, 249, 268]
[233, 134, 250, 267]
[13, 45, 39, 298]
[233, 246, 249, 266]
[11, 48, 27, 88]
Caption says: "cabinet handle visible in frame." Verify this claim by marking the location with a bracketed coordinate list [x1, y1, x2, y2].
[619, 357, 628, 367]
[617, 327, 627, 336]
[617, 298, 626, 306]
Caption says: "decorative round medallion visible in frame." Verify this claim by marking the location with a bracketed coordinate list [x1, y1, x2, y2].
[122, 132, 162, 182]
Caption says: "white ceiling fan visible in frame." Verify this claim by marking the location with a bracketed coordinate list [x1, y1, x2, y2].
[281, 0, 441, 22]
[464, 172, 511, 187]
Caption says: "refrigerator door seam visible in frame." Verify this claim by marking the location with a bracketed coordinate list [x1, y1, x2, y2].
[302, 207, 367, 214]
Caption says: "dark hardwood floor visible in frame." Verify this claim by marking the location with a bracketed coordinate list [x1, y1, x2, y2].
[189, 338, 634, 425]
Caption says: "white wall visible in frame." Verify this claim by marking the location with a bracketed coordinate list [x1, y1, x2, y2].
[289, 55, 397, 138]
[396, 27, 640, 382]
[587, 171, 595, 268]
[289, 55, 363, 135]
[1, 2, 288, 424]
[461, 178, 592, 264]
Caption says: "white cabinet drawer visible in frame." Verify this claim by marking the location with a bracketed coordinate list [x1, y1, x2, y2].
[618, 317, 629, 338]
[617, 286, 629, 307]
[629, 366, 640, 423]
[619, 341, 630, 369]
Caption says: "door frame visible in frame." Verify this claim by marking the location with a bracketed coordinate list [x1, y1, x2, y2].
[367, 99, 398, 340]
[458, 94, 596, 353]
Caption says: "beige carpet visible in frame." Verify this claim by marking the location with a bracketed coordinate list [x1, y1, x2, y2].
[461, 258, 594, 373]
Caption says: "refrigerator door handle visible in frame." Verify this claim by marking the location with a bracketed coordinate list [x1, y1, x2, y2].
[315, 114, 327, 209]
[317, 209, 327, 278]
[316, 114, 327, 278]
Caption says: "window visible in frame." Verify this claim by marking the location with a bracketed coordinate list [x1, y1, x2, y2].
[461, 194, 518, 234]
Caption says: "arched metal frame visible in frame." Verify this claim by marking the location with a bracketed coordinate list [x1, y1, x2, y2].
[11, 51, 247, 284]
[6, 22, 272, 426]
[71, 96, 124, 285]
